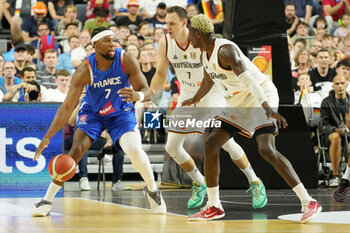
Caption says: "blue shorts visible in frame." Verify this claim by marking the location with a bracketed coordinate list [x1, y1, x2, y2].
[75, 103, 138, 150]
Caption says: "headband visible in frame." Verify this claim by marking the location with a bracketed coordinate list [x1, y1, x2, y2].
[91, 30, 115, 44]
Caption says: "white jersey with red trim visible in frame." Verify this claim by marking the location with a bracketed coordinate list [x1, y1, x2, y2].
[202, 38, 278, 108]
[165, 34, 226, 108]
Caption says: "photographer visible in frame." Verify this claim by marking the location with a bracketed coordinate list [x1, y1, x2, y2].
[2, 66, 47, 102]
[319, 74, 350, 187]
[23, 80, 42, 102]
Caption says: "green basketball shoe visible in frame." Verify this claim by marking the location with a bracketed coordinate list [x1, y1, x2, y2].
[246, 179, 267, 209]
[187, 183, 207, 208]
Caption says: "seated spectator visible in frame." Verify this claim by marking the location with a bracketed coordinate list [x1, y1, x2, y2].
[137, 21, 152, 39]
[13, 43, 29, 79]
[309, 49, 337, 91]
[290, 38, 307, 68]
[42, 69, 71, 102]
[285, 0, 313, 24]
[22, 80, 42, 102]
[142, 41, 155, 51]
[309, 39, 323, 67]
[319, 74, 349, 187]
[2, 66, 47, 102]
[334, 13, 350, 38]
[0, 61, 22, 94]
[186, 3, 199, 21]
[115, 0, 145, 34]
[84, 7, 110, 34]
[108, 24, 120, 39]
[291, 22, 311, 46]
[294, 72, 314, 105]
[48, 0, 74, 24]
[118, 25, 131, 48]
[310, 15, 328, 36]
[60, 22, 80, 53]
[285, 2, 298, 37]
[21, 2, 54, 43]
[147, 2, 167, 30]
[56, 5, 83, 36]
[37, 49, 58, 89]
[57, 35, 80, 74]
[292, 48, 312, 90]
[126, 33, 139, 45]
[153, 27, 165, 49]
[26, 44, 36, 63]
[85, 0, 111, 22]
[322, 34, 336, 49]
[148, 48, 157, 68]
[125, 43, 140, 58]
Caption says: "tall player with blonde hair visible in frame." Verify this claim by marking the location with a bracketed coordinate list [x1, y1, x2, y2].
[151, 6, 267, 210]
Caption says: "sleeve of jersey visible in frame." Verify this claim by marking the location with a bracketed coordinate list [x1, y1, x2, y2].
[237, 70, 267, 105]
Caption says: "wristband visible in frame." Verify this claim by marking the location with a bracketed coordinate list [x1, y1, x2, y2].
[137, 91, 144, 102]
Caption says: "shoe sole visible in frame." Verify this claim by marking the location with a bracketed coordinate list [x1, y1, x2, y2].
[31, 211, 51, 217]
[188, 213, 225, 221]
[332, 195, 346, 202]
[300, 206, 322, 224]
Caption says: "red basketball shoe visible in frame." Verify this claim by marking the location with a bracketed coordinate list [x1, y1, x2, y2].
[188, 204, 225, 221]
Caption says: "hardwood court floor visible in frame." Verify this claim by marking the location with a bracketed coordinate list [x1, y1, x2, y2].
[1, 182, 350, 233]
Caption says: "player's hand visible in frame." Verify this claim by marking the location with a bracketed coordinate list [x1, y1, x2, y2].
[33, 136, 50, 161]
[181, 97, 200, 107]
[118, 87, 140, 102]
[266, 110, 288, 129]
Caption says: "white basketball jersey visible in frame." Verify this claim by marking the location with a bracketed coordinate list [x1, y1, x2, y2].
[202, 38, 278, 108]
[166, 34, 204, 97]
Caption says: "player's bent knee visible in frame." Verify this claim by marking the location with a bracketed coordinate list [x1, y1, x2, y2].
[222, 141, 244, 160]
[165, 142, 190, 164]
[258, 146, 276, 161]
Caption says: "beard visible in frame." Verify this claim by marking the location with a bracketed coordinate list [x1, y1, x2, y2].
[101, 52, 115, 61]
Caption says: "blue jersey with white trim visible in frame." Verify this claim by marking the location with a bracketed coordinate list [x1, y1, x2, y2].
[83, 48, 134, 116]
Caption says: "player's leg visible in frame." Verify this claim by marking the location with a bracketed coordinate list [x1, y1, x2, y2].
[165, 132, 206, 208]
[222, 138, 267, 209]
[188, 128, 230, 221]
[333, 155, 350, 202]
[119, 130, 166, 213]
[31, 128, 94, 217]
[255, 130, 321, 223]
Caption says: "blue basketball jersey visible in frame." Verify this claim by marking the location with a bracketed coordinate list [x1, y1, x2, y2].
[84, 48, 134, 116]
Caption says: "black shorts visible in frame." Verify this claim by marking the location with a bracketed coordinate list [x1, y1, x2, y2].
[217, 119, 276, 138]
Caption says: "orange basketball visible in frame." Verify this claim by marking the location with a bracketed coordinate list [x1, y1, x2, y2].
[252, 56, 268, 73]
[48, 154, 76, 182]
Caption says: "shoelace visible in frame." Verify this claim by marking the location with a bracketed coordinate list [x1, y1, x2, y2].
[246, 183, 260, 197]
[191, 184, 200, 198]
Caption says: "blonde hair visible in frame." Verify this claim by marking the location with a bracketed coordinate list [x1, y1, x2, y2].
[190, 14, 214, 34]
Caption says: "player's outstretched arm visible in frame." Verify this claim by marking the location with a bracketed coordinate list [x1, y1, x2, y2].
[33, 62, 91, 161]
[150, 36, 170, 93]
[182, 70, 214, 106]
[119, 52, 151, 102]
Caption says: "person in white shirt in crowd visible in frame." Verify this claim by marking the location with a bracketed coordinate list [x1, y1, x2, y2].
[71, 30, 92, 68]
[41, 69, 71, 102]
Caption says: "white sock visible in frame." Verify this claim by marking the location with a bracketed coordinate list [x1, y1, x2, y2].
[207, 186, 220, 207]
[43, 182, 62, 202]
[292, 183, 312, 204]
[342, 165, 350, 181]
[240, 164, 259, 183]
[187, 168, 205, 185]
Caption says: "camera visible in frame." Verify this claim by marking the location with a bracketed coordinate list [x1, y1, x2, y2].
[28, 90, 39, 101]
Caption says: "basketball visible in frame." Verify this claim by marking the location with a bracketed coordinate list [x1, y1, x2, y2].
[48, 154, 76, 182]
[252, 56, 268, 73]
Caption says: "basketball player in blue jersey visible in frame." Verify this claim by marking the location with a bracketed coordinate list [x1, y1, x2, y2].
[31, 27, 166, 216]
[183, 14, 321, 222]
[150, 6, 267, 211]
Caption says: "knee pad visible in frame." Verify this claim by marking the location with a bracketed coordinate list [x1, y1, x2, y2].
[222, 138, 244, 160]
